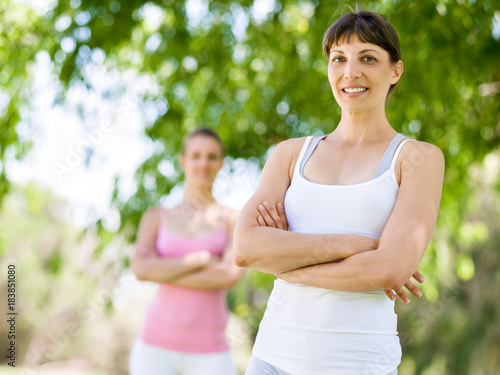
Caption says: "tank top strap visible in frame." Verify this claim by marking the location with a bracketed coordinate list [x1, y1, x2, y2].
[292, 136, 314, 176]
[389, 137, 415, 171]
[369, 133, 406, 180]
[297, 135, 327, 177]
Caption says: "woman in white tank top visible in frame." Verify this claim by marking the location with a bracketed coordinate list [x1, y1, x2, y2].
[234, 7, 445, 375]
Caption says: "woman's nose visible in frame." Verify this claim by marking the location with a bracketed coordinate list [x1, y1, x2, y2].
[344, 60, 361, 80]
[198, 158, 209, 167]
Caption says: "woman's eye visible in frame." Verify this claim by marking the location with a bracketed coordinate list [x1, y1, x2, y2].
[363, 56, 376, 62]
[331, 56, 345, 63]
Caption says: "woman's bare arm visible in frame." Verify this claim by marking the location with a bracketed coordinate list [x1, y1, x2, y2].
[276, 141, 444, 293]
[131, 208, 213, 282]
[257, 201, 424, 302]
[167, 209, 246, 290]
[233, 138, 378, 274]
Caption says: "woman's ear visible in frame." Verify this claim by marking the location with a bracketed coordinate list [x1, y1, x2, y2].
[391, 60, 404, 85]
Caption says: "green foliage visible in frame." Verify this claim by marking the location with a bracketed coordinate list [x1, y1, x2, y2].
[45, 247, 64, 275]
[22, 0, 496, 243]
[396, 154, 500, 374]
[0, 184, 133, 373]
[1, 1, 499, 219]
[0, 2, 51, 204]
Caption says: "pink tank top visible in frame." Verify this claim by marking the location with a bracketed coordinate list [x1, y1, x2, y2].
[139, 208, 230, 353]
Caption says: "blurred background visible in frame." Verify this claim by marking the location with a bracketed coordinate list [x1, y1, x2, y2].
[0, 0, 499, 374]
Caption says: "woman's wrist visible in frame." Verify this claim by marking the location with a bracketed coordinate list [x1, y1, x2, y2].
[183, 250, 212, 269]
[322, 233, 353, 261]
[342, 234, 378, 258]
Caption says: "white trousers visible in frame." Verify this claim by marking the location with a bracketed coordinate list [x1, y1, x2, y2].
[129, 340, 238, 375]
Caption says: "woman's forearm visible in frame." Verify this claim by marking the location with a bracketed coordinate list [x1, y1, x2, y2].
[234, 225, 377, 274]
[167, 262, 241, 290]
[131, 254, 209, 283]
[276, 249, 397, 292]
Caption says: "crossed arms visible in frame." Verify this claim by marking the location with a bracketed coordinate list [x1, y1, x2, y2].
[131, 207, 244, 290]
[233, 137, 444, 302]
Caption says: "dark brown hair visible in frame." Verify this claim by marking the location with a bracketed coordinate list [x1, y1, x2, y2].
[181, 128, 226, 156]
[323, 9, 402, 96]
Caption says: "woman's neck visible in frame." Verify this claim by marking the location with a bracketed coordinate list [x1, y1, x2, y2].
[182, 186, 216, 209]
[332, 108, 395, 143]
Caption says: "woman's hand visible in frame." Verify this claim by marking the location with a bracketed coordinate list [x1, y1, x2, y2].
[383, 270, 424, 303]
[257, 201, 289, 231]
[184, 250, 218, 268]
[276, 268, 425, 303]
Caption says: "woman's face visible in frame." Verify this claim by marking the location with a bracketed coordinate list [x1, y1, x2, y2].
[180, 135, 224, 188]
[327, 34, 403, 114]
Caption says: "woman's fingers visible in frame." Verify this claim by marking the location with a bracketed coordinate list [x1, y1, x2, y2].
[258, 201, 285, 229]
[258, 204, 277, 227]
[256, 201, 289, 232]
[263, 201, 284, 229]
[257, 215, 266, 226]
[404, 280, 422, 298]
[384, 288, 410, 303]
[276, 202, 289, 231]
[385, 271, 424, 303]
[383, 289, 396, 301]
[412, 270, 425, 283]
[394, 288, 411, 304]
[385, 280, 423, 303]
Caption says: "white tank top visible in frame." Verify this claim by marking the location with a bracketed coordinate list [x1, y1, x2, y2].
[252, 134, 412, 375]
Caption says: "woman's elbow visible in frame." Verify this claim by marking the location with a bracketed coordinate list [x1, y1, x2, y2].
[233, 246, 248, 268]
[233, 230, 252, 267]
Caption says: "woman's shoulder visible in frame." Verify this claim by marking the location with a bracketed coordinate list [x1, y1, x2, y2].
[401, 139, 444, 161]
[269, 136, 311, 162]
[139, 206, 162, 226]
[275, 136, 310, 151]
[399, 139, 445, 173]
[263, 137, 312, 180]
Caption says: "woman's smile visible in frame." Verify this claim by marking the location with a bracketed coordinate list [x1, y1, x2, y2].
[342, 86, 369, 96]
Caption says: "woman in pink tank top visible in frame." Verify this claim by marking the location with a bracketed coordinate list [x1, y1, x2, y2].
[129, 128, 244, 375]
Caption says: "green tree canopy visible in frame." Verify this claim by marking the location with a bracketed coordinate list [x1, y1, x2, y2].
[2, 0, 499, 234]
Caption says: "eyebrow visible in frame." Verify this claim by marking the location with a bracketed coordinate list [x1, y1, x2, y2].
[330, 48, 381, 55]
